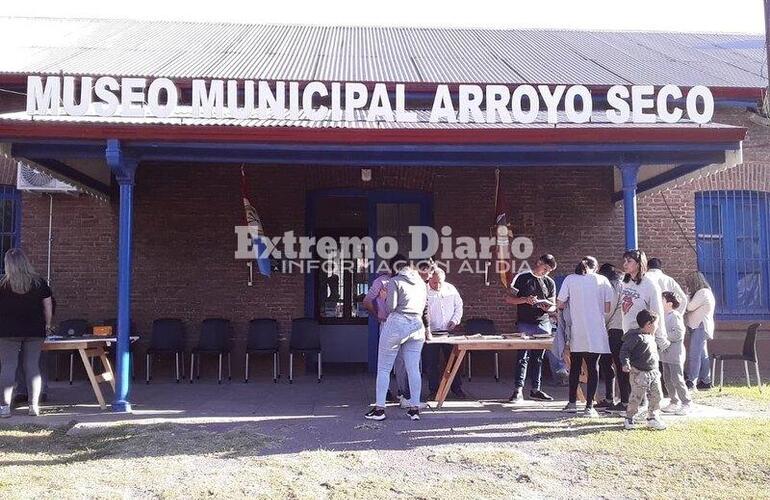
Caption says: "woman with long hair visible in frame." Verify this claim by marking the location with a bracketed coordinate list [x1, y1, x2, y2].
[684, 271, 716, 390]
[557, 256, 614, 417]
[0, 248, 53, 417]
[615, 249, 669, 415]
[597, 262, 629, 413]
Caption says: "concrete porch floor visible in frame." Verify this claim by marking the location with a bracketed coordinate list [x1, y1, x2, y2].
[2, 371, 754, 456]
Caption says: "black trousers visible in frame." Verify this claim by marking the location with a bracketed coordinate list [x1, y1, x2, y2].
[600, 353, 615, 400]
[569, 352, 601, 405]
[608, 329, 631, 404]
[422, 343, 462, 394]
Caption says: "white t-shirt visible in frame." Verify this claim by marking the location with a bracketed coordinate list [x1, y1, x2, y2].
[557, 273, 614, 353]
[620, 275, 668, 345]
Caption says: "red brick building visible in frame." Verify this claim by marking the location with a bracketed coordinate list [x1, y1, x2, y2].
[0, 18, 767, 409]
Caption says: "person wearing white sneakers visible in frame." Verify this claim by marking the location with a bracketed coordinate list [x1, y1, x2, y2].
[660, 292, 692, 416]
[620, 309, 667, 431]
[365, 258, 429, 422]
[0, 249, 53, 418]
[557, 256, 614, 418]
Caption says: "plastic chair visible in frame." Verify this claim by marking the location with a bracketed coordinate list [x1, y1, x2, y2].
[103, 318, 136, 381]
[711, 323, 763, 393]
[146, 318, 186, 383]
[289, 318, 322, 383]
[190, 318, 232, 384]
[245, 318, 280, 383]
[54, 318, 91, 385]
[464, 318, 499, 381]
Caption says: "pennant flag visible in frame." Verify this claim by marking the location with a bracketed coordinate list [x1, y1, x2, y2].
[493, 168, 513, 289]
[241, 165, 271, 277]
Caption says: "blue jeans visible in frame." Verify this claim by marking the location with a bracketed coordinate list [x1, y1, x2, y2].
[545, 350, 567, 375]
[375, 313, 425, 408]
[686, 324, 711, 384]
[514, 321, 550, 391]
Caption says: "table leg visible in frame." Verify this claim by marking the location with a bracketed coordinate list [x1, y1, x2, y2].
[78, 348, 107, 410]
[97, 347, 116, 391]
[434, 347, 457, 407]
[436, 347, 467, 409]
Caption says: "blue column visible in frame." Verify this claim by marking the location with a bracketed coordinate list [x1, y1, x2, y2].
[106, 139, 137, 413]
[620, 163, 641, 251]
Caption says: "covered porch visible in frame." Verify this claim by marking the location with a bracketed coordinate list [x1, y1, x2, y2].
[0, 112, 746, 412]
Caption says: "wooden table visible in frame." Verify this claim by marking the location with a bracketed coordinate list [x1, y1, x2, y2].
[427, 335, 555, 408]
[43, 336, 137, 410]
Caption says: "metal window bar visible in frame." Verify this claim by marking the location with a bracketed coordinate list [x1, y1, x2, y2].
[0, 185, 20, 274]
[695, 190, 770, 318]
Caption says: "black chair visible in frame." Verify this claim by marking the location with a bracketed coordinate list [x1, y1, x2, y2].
[464, 318, 499, 381]
[146, 318, 186, 384]
[104, 318, 137, 381]
[711, 323, 763, 393]
[245, 318, 281, 383]
[54, 319, 91, 385]
[190, 318, 232, 384]
[289, 318, 322, 383]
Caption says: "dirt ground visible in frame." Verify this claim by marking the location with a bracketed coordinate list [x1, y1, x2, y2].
[0, 375, 768, 499]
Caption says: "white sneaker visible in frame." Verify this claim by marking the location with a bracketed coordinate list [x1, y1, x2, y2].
[675, 403, 692, 416]
[0, 405, 10, 418]
[647, 418, 667, 430]
[623, 418, 637, 430]
[661, 403, 680, 414]
[562, 402, 579, 413]
[583, 407, 599, 418]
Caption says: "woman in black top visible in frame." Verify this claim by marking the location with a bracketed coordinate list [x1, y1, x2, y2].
[0, 248, 53, 417]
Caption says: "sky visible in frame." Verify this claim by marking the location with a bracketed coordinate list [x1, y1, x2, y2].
[3, 0, 766, 33]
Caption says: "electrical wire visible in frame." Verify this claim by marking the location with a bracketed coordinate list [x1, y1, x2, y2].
[660, 190, 697, 255]
[0, 88, 26, 96]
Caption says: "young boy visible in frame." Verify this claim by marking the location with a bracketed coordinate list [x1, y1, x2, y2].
[620, 309, 667, 430]
[660, 291, 692, 415]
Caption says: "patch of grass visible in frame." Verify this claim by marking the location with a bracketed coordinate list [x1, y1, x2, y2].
[694, 383, 769, 414]
[547, 418, 770, 499]
[697, 384, 769, 402]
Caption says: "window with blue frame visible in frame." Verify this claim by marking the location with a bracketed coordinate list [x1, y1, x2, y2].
[695, 191, 770, 318]
[0, 185, 21, 274]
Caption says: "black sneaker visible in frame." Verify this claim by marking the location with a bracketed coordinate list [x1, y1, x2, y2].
[529, 390, 553, 401]
[508, 388, 524, 403]
[407, 408, 420, 421]
[685, 380, 695, 390]
[696, 381, 713, 391]
[364, 408, 386, 421]
[607, 402, 628, 414]
[594, 399, 613, 410]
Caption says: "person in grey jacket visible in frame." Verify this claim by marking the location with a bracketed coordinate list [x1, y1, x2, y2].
[660, 291, 691, 415]
[620, 309, 666, 431]
[365, 259, 429, 422]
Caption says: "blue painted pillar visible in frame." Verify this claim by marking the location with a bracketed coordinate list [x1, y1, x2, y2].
[620, 163, 641, 251]
[106, 139, 137, 413]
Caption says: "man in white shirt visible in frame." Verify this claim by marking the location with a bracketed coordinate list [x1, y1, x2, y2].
[647, 258, 688, 314]
[422, 268, 468, 399]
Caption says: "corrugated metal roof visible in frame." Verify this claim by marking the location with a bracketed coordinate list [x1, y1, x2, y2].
[0, 16, 765, 88]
